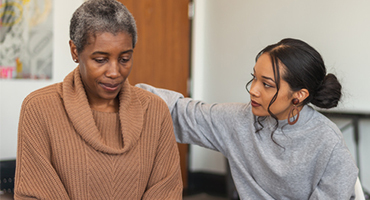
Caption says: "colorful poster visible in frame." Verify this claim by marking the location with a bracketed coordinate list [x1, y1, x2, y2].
[0, 0, 53, 79]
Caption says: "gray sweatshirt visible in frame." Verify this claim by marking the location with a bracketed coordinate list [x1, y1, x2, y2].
[136, 84, 358, 200]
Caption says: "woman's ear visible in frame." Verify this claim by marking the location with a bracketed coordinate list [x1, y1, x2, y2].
[69, 40, 79, 62]
[293, 88, 309, 104]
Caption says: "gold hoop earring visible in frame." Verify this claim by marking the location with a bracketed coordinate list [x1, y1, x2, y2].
[288, 98, 300, 125]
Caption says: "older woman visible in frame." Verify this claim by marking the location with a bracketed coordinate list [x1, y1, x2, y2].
[137, 38, 358, 199]
[14, 0, 182, 199]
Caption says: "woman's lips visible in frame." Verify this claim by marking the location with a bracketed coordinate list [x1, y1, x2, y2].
[100, 82, 120, 92]
[251, 100, 261, 107]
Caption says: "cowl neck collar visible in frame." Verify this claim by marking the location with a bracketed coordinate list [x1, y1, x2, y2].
[61, 67, 143, 154]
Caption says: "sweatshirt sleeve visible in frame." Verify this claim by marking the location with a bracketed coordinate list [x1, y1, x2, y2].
[14, 98, 70, 200]
[309, 142, 359, 200]
[142, 104, 183, 200]
[135, 83, 245, 155]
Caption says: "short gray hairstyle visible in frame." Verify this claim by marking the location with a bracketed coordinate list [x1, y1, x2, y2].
[70, 0, 137, 53]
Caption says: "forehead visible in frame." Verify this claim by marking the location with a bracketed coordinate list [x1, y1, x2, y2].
[89, 31, 131, 41]
[84, 31, 133, 50]
[254, 53, 286, 78]
[254, 53, 273, 74]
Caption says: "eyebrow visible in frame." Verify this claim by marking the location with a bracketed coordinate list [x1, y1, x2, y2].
[253, 68, 275, 82]
[262, 75, 275, 82]
[92, 49, 134, 55]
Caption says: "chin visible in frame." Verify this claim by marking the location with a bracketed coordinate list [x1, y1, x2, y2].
[251, 109, 269, 117]
[101, 92, 120, 100]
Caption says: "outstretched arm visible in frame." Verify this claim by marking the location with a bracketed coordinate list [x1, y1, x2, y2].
[136, 83, 248, 155]
[135, 83, 184, 112]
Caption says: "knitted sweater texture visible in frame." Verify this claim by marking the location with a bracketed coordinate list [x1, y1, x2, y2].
[14, 68, 182, 200]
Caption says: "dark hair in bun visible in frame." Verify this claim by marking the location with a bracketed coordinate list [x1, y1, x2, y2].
[310, 73, 341, 108]
[256, 38, 342, 109]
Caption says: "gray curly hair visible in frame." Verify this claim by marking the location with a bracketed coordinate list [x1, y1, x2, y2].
[70, 0, 137, 53]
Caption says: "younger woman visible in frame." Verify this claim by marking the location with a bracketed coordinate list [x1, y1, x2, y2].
[137, 38, 358, 199]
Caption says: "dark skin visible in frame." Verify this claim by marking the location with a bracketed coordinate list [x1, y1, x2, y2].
[69, 32, 134, 112]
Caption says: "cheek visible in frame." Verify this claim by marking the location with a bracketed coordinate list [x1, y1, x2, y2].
[261, 91, 276, 106]
[122, 64, 133, 76]
[269, 92, 291, 110]
[79, 65, 89, 81]
[80, 66, 102, 86]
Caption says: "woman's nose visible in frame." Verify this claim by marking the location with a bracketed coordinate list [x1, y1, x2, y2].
[249, 83, 260, 97]
[106, 62, 120, 78]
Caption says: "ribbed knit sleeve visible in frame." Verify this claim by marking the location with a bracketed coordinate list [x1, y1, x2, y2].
[14, 84, 70, 200]
[141, 98, 183, 199]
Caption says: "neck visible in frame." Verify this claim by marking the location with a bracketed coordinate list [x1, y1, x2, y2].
[89, 97, 119, 113]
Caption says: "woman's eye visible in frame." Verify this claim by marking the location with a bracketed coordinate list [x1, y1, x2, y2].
[120, 56, 131, 63]
[94, 58, 106, 63]
[120, 58, 129, 63]
[263, 82, 275, 88]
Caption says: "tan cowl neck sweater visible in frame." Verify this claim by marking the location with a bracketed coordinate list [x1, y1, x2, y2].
[14, 67, 182, 199]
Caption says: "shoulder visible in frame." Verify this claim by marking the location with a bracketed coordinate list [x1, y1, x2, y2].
[308, 110, 358, 177]
[302, 107, 347, 150]
[19, 83, 63, 125]
[131, 85, 168, 110]
[291, 107, 356, 170]
[311, 110, 343, 140]
[22, 83, 62, 108]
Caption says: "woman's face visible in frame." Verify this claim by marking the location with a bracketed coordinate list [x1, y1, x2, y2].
[70, 31, 133, 105]
[249, 53, 295, 120]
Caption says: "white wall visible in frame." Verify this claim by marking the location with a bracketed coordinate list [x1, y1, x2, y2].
[0, 0, 84, 160]
[191, 0, 370, 191]
[359, 120, 370, 192]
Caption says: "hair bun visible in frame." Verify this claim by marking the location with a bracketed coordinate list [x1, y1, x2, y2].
[311, 73, 341, 108]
